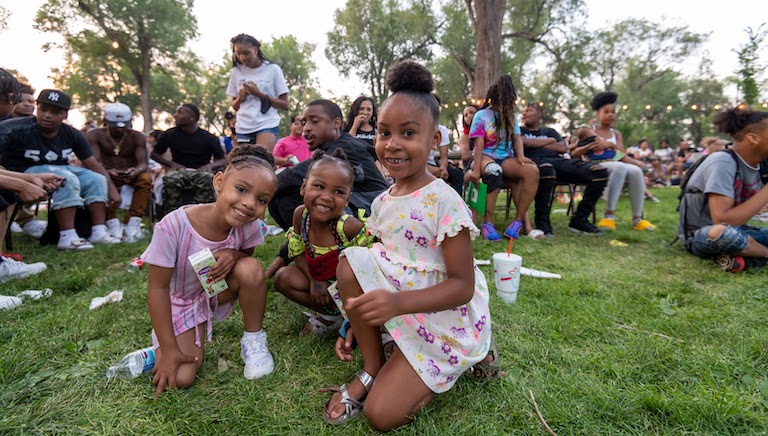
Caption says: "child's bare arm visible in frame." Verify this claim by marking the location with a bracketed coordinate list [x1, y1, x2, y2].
[345, 229, 475, 325]
[148, 265, 197, 396]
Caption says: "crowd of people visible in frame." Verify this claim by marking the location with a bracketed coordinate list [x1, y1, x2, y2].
[1, 31, 767, 432]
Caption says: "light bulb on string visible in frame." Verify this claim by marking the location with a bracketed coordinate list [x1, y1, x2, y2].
[111, 40, 119, 49]
[714, 104, 721, 110]
[645, 104, 652, 110]
[666, 105, 672, 111]
[691, 104, 698, 110]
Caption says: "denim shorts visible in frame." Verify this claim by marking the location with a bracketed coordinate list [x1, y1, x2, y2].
[690, 224, 768, 259]
[25, 165, 108, 211]
[236, 126, 280, 144]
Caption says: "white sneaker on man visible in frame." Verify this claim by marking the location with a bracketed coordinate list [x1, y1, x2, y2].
[9, 222, 22, 233]
[0, 257, 47, 283]
[105, 218, 123, 239]
[89, 232, 122, 245]
[124, 216, 143, 240]
[58, 237, 94, 251]
[240, 332, 274, 380]
[22, 220, 47, 239]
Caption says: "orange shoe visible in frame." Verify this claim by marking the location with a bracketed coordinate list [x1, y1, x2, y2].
[633, 219, 656, 231]
[597, 217, 616, 230]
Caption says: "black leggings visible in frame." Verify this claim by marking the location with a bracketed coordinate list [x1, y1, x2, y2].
[532, 157, 608, 228]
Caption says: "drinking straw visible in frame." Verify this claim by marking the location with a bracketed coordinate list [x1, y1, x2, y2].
[507, 237, 514, 256]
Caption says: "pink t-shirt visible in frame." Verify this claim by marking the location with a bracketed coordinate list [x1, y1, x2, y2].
[273, 135, 312, 165]
[141, 206, 264, 345]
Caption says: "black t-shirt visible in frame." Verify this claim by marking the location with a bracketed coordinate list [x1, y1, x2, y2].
[0, 116, 94, 172]
[274, 133, 388, 200]
[353, 128, 376, 147]
[154, 126, 224, 169]
[520, 126, 563, 160]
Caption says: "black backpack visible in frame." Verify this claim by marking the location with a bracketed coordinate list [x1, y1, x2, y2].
[674, 149, 740, 250]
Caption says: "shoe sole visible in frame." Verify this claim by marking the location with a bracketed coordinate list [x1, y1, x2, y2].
[567, 226, 605, 236]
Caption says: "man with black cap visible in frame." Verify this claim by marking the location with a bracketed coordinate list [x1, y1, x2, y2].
[86, 102, 150, 241]
[0, 89, 122, 250]
[150, 104, 226, 213]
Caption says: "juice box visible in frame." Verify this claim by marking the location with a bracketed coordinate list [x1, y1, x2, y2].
[188, 248, 228, 298]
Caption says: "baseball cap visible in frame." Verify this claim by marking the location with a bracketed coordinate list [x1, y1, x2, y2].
[104, 102, 132, 128]
[36, 89, 72, 110]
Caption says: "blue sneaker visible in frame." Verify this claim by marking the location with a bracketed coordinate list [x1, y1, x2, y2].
[503, 220, 523, 239]
[481, 222, 502, 241]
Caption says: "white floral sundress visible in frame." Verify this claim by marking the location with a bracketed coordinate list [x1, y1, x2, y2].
[341, 179, 492, 393]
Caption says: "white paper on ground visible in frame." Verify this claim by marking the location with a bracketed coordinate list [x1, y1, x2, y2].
[474, 258, 491, 265]
[520, 267, 561, 279]
[89, 290, 124, 310]
[18, 289, 53, 300]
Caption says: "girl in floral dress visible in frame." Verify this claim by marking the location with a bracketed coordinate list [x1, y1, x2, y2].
[322, 60, 494, 432]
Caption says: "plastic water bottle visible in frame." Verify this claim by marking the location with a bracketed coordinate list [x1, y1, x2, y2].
[106, 347, 155, 380]
[124, 258, 144, 272]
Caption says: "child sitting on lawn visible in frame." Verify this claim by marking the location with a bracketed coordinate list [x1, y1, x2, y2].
[322, 60, 495, 432]
[273, 148, 371, 335]
[143, 144, 277, 395]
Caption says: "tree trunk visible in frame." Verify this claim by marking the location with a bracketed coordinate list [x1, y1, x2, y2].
[140, 47, 153, 133]
[471, 0, 506, 99]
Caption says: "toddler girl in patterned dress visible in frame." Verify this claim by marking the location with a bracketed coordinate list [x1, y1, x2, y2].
[322, 60, 494, 431]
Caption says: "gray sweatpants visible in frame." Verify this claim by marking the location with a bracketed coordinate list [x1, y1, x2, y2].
[599, 161, 645, 217]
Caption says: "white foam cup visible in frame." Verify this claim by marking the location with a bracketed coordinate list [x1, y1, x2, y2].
[492, 253, 522, 303]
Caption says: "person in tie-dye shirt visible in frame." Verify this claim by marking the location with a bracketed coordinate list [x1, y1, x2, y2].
[467, 75, 540, 241]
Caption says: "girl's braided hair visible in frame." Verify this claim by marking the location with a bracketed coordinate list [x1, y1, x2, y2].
[230, 34, 269, 67]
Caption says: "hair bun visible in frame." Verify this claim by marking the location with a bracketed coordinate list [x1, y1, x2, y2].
[590, 91, 618, 111]
[385, 60, 434, 94]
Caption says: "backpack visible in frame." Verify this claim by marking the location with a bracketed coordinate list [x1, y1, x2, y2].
[674, 149, 740, 250]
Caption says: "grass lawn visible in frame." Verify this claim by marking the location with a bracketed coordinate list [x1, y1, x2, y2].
[1, 187, 767, 434]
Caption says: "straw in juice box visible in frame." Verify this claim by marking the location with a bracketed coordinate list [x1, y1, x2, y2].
[188, 248, 229, 298]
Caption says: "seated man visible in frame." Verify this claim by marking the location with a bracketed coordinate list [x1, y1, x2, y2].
[87, 102, 150, 240]
[520, 103, 608, 236]
[273, 114, 311, 168]
[0, 89, 122, 250]
[149, 104, 226, 214]
[266, 99, 389, 276]
[679, 107, 768, 272]
[7, 82, 48, 239]
[0, 168, 61, 281]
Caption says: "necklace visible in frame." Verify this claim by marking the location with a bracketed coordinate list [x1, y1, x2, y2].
[108, 133, 126, 155]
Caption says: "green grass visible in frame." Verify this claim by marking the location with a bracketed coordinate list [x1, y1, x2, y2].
[1, 188, 767, 434]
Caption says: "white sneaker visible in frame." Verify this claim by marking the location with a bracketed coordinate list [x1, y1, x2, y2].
[10, 222, 22, 233]
[105, 218, 123, 239]
[124, 217, 142, 239]
[58, 237, 94, 251]
[0, 258, 47, 283]
[89, 232, 122, 245]
[22, 220, 47, 239]
[0, 295, 22, 310]
[240, 332, 274, 380]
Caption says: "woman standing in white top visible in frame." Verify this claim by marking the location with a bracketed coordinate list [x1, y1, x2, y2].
[227, 34, 290, 153]
[571, 92, 656, 231]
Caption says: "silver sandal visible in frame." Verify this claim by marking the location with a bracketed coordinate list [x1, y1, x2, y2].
[321, 370, 375, 425]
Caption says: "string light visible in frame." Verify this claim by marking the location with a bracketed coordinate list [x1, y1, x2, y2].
[111, 40, 119, 49]
[207, 68, 214, 76]
[645, 104, 652, 110]
[666, 105, 672, 111]
[622, 104, 628, 110]
[305, 93, 311, 99]
[714, 104, 721, 110]
[44, 19, 54, 29]
[461, 100, 467, 105]
[437, 98, 768, 113]
[538, 101, 544, 107]
[454, 102, 459, 107]
[690, 104, 698, 110]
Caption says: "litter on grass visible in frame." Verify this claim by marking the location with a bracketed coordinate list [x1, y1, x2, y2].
[90, 290, 124, 310]
[520, 267, 561, 279]
[610, 240, 628, 247]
